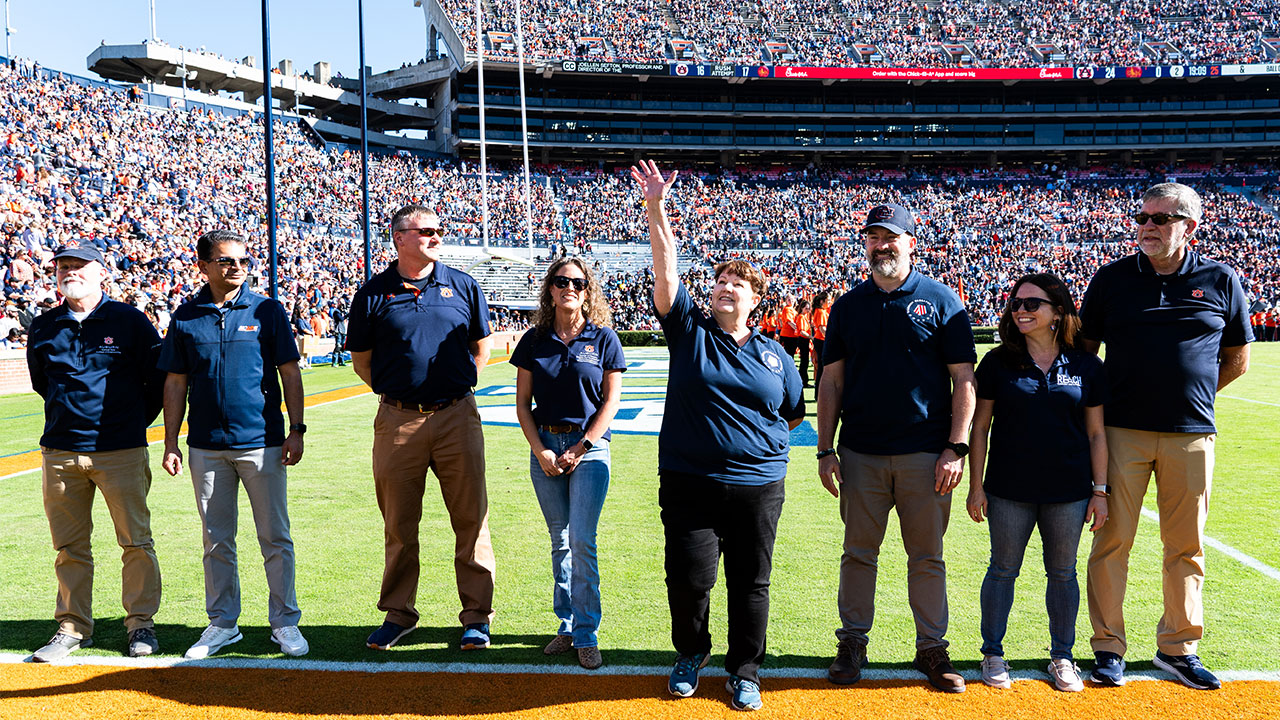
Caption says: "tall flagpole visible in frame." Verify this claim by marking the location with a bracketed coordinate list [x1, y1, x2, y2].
[515, 0, 534, 262]
[358, 0, 372, 280]
[475, 0, 490, 251]
[261, 0, 279, 300]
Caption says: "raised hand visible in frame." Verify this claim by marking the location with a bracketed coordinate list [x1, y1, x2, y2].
[629, 159, 678, 203]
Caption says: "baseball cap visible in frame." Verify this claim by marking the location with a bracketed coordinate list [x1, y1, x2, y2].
[861, 203, 916, 236]
[51, 242, 106, 266]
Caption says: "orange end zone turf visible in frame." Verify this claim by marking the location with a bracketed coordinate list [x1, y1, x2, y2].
[1, 667, 1277, 720]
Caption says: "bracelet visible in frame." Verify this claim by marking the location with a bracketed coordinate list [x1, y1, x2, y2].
[1092, 491, 1109, 498]
[816, 448, 837, 460]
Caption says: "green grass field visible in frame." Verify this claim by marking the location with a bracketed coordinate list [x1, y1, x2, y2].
[1, 344, 1277, 674]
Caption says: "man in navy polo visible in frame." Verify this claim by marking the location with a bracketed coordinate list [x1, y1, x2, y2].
[25, 242, 164, 662]
[1081, 183, 1252, 690]
[816, 203, 977, 693]
[159, 229, 309, 659]
[347, 204, 495, 652]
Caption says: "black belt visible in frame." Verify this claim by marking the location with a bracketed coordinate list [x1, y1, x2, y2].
[540, 423, 582, 434]
[381, 394, 467, 414]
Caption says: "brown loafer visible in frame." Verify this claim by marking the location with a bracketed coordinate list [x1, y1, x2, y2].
[578, 646, 603, 669]
[543, 635, 574, 655]
[913, 646, 965, 693]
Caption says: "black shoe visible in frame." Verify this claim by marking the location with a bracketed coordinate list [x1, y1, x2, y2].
[1154, 651, 1221, 690]
[827, 638, 867, 685]
[1091, 651, 1126, 686]
[127, 627, 159, 658]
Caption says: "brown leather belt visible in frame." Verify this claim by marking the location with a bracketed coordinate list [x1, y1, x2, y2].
[381, 395, 466, 414]
[540, 423, 581, 434]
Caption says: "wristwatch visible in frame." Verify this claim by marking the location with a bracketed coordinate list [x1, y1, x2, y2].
[1093, 484, 1111, 496]
[816, 448, 837, 460]
[289, 423, 308, 435]
[581, 437, 594, 451]
[943, 441, 970, 458]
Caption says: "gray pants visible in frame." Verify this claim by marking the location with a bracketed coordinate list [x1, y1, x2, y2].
[188, 446, 300, 629]
[836, 448, 951, 650]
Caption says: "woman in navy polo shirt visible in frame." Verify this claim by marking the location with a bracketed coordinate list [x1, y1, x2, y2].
[633, 160, 805, 713]
[965, 273, 1109, 693]
[511, 257, 625, 670]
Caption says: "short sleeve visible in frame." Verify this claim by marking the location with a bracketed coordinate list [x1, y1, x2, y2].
[1078, 271, 1107, 342]
[345, 288, 374, 353]
[822, 295, 850, 365]
[509, 329, 536, 370]
[940, 292, 977, 364]
[780, 344, 806, 421]
[1221, 269, 1254, 347]
[157, 316, 188, 374]
[469, 281, 492, 342]
[656, 284, 697, 349]
[600, 327, 628, 371]
[1081, 354, 1109, 407]
[974, 351, 1000, 400]
[269, 301, 302, 366]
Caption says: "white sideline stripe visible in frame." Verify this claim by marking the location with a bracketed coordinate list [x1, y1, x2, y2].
[1140, 508, 1280, 582]
[1219, 394, 1280, 408]
[0, 653, 1276, 682]
[0, 391, 377, 482]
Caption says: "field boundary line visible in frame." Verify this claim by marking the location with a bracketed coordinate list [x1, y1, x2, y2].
[1218, 394, 1280, 408]
[1140, 508, 1280, 582]
[0, 653, 1276, 682]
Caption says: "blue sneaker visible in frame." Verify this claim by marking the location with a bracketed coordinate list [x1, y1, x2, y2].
[1090, 651, 1126, 686]
[668, 652, 709, 697]
[460, 623, 490, 650]
[1154, 651, 1221, 690]
[726, 674, 763, 711]
[366, 621, 416, 651]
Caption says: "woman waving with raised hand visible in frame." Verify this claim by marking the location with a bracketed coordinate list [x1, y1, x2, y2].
[632, 159, 805, 713]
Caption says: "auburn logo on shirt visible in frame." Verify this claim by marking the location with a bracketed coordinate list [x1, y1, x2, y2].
[440, 287, 454, 298]
[103, 336, 114, 345]
[1191, 289, 1205, 298]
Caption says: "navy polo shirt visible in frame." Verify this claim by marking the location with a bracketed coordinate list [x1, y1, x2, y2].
[158, 285, 300, 450]
[26, 297, 164, 452]
[976, 347, 1107, 504]
[657, 284, 805, 486]
[1080, 251, 1253, 433]
[346, 260, 491, 404]
[823, 269, 976, 455]
[509, 323, 627, 440]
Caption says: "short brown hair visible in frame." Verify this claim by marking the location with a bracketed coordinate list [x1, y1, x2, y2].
[713, 259, 768, 297]
[390, 204, 439, 232]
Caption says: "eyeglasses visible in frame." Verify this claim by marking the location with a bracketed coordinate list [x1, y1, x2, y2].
[213, 256, 251, 268]
[1132, 212, 1188, 226]
[399, 226, 446, 237]
[552, 276, 588, 291]
[1008, 297, 1054, 312]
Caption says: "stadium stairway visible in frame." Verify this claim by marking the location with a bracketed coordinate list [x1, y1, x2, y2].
[1224, 185, 1280, 221]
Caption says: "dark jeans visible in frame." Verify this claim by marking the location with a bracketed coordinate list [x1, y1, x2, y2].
[659, 471, 785, 684]
[780, 336, 809, 384]
[980, 494, 1089, 660]
[812, 338, 825, 388]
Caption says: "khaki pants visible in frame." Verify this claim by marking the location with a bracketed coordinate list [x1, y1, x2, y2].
[1087, 427, 1213, 657]
[372, 395, 495, 627]
[41, 446, 161, 638]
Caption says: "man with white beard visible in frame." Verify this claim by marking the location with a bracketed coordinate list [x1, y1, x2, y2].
[816, 204, 977, 693]
[25, 243, 165, 662]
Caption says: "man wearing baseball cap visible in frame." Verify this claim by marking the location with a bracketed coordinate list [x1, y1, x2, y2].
[25, 242, 165, 662]
[817, 204, 977, 692]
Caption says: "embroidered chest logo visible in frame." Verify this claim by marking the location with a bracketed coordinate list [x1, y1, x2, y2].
[440, 287, 454, 298]
[1191, 289, 1205, 298]
[103, 336, 113, 344]
[1055, 372, 1083, 387]
[762, 349, 783, 374]
[905, 299, 936, 324]
[576, 344, 600, 365]
[238, 325, 259, 332]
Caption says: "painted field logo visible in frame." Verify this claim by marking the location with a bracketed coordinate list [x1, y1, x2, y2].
[906, 299, 936, 323]
[762, 350, 783, 374]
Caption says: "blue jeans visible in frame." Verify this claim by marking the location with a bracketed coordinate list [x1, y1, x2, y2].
[529, 429, 610, 648]
[980, 494, 1088, 660]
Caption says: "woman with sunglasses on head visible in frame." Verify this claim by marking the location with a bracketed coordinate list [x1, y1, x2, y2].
[632, 160, 805, 713]
[510, 257, 626, 670]
[966, 272, 1109, 693]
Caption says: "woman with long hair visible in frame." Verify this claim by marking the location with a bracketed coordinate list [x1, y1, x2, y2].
[511, 256, 625, 670]
[811, 291, 831, 390]
[966, 272, 1109, 692]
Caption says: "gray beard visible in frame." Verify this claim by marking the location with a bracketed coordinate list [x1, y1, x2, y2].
[58, 280, 94, 300]
[869, 253, 904, 278]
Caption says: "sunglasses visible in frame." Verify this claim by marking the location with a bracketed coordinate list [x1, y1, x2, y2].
[213, 256, 251, 268]
[1132, 212, 1188, 226]
[552, 276, 588, 291]
[399, 226, 446, 237]
[1008, 297, 1053, 312]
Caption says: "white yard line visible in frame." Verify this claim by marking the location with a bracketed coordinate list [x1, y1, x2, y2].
[1140, 508, 1280, 582]
[1218, 394, 1280, 408]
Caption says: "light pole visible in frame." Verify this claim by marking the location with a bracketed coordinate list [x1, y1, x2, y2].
[261, 0, 279, 300]
[149, 0, 156, 42]
[358, 0, 371, 280]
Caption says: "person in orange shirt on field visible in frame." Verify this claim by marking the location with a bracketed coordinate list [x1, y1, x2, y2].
[812, 292, 831, 390]
[796, 299, 813, 388]
[777, 296, 809, 385]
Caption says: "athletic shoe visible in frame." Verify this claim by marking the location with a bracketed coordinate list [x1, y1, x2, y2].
[668, 652, 709, 697]
[460, 623, 490, 650]
[31, 632, 92, 663]
[184, 624, 242, 659]
[1048, 658, 1084, 692]
[127, 628, 159, 658]
[827, 638, 867, 685]
[726, 674, 763, 711]
[981, 654, 1012, 689]
[543, 634, 574, 655]
[366, 621, 416, 650]
[271, 625, 310, 656]
[1090, 651, 1126, 686]
[913, 646, 966, 693]
[1154, 651, 1221, 690]
[577, 646, 603, 670]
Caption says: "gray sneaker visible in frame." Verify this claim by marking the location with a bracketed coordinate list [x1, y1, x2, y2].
[128, 627, 159, 658]
[31, 632, 92, 663]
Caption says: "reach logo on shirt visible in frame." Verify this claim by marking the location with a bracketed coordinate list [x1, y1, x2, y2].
[576, 344, 600, 365]
[761, 349, 783, 374]
[1055, 372, 1083, 387]
[906, 299, 936, 324]
[238, 325, 259, 333]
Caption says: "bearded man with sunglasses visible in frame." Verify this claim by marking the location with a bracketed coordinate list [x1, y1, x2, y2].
[1080, 182, 1252, 691]
[159, 229, 309, 658]
[347, 204, 496, 652]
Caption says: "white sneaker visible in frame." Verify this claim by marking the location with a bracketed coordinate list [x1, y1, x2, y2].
[981, 654, 1012, 689]
[184, 624, 243, 659]
[271, 625, 309, 656]
[1048, 658, 1084, 692]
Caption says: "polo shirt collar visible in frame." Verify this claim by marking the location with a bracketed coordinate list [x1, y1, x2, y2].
[193, 284, 253, 310]
[384, 259, 453, 288]
[1136, 249, 1198, 278]
[51, 293, 109, 323]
